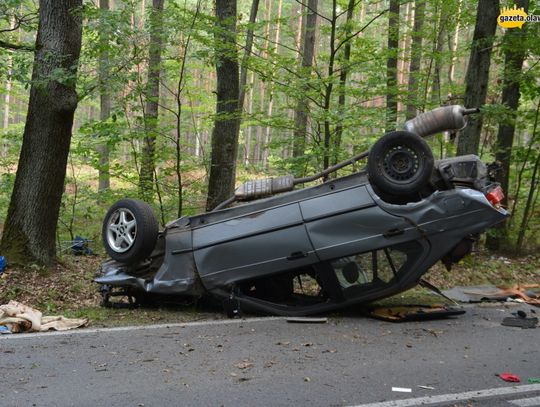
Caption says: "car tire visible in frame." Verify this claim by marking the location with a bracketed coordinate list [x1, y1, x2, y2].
[368, 131, 434, 198]
[102, 199, 159, 265]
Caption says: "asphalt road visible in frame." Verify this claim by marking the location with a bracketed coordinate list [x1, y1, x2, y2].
[1, 304, 539, 407]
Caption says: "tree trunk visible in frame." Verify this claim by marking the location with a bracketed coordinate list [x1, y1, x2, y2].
[447, 0, 462, 87]
[397, 2, 411, 92]
[2, 16, 16, 157]
[385, 0, 400, 132]
[456, 0, 499, 156]
[322, 0, 338, 174]
[139, 0, 164, 202]
[292, 0, 317, 163]
[244, 70, 255, 165]
[405, 0, 425, 120]
[516, 150, 540, 252]
[254, 0, 272, 165]
[430, 4, 447, 107]
[97, 0, 111, 192]
[332, 0, 356, 167]
[0, 0, 83, 266]
[262, 0, 283, 167]
[206, 0, 240, 211]
[2, 58, 12, 157]
[238, 0, 260, 113]
[485, 0, 529, 250]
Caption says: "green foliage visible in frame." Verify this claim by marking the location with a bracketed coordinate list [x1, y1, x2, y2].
[0, 0, 539, 255]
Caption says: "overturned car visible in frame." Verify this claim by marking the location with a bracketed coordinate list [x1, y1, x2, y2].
[96, 106, 508, 316]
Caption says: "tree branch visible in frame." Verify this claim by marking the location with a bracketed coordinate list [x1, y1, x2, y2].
[0, 39, 34, 51]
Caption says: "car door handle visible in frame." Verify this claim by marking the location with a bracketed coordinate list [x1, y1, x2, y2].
[383, 228, 404, 238]
[287, 251, 308, 260]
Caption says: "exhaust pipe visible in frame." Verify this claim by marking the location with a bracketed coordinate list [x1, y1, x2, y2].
[404, 105, 479, 138]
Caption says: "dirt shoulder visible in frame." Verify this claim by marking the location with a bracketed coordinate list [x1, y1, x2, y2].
[0, 251, 538, 327]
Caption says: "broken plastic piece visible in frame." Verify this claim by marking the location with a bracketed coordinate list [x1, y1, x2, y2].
[486, 186, 504, 207]
[286, 317, 328, 324]
[0, 256, 6, 275]
[499, 373, 521, 383]
[366, 305, 465, 322]
[71, 236, 93, 255]
[501, 316, 538, 329]
[392, 387, 412, 393]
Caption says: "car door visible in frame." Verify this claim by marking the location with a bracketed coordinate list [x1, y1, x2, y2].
[193, 202, 317, 290]
[300, 185, 415, 260]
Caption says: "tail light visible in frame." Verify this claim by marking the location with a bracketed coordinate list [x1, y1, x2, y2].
[486, 186, 504, 208]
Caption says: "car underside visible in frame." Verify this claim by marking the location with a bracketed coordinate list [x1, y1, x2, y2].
[96, 106, 508, 316]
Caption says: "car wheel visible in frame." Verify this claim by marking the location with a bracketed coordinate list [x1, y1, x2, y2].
[102, 199, 159, 265]
[368, 131, 434, 197]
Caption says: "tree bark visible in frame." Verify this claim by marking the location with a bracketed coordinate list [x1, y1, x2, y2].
[238, 0, 260, 114]
[254, 0, 272, 165]
[2, 16, 16, 157]
[244, 70, 255, 165]
[456, 0, 499, 156]
[405, 0, 425, 120]
[97, 0, 111, 192]
[292, 0, 317, 164]
[322, 0, 338, 173]
[262, 0, 283, 167]
[385, 0, 400, 132]
[486, 0, 529, 250]
[430, 3, 447, 107]
[206, 0, 240, 211]
[139, 0, 164, 202]
[332, 0, 356, 167]
[516, 149, 540, 252]
[447, 0, 462, 87]
[0, 0, 83, 265]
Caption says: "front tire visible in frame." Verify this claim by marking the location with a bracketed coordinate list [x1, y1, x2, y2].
[102, 199, 159, 265]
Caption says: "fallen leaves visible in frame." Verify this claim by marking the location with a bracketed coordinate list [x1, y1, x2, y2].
[234, 359, 253, 370]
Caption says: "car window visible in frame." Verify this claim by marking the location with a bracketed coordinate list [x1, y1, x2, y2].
[331, 243, 416, 294]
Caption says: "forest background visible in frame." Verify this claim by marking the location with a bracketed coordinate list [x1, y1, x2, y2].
[0, 0, 539, 268]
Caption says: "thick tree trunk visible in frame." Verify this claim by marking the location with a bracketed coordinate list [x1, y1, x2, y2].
[206, 0, 240, 211]
[139, 0, 164, 202]
[385, 0, 400, 132]
[292, 0, 317, 161]
[456, 0, 499, 156]
[0, 0, 83, 265]
[486, 0, 529, 250]
[97, 0, 111, 192]
[405, 0, 425, 120]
